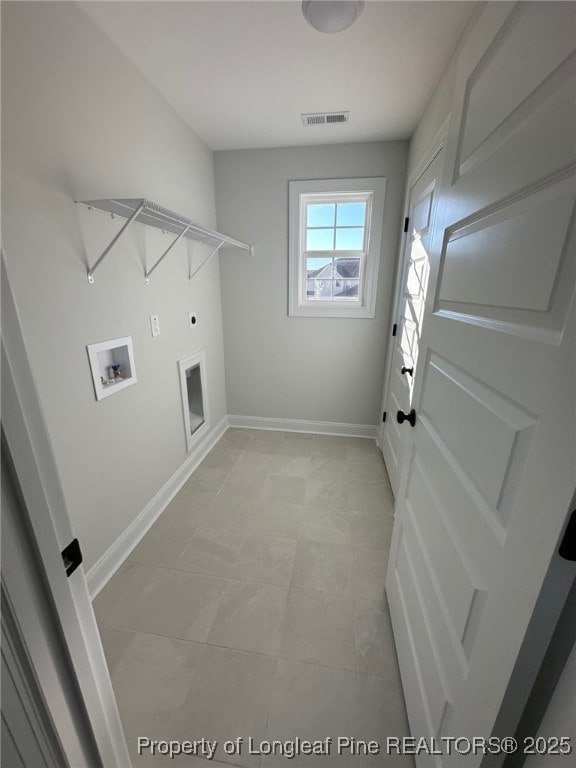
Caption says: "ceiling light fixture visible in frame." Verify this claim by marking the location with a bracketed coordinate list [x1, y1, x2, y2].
[302, 1, 365, 34]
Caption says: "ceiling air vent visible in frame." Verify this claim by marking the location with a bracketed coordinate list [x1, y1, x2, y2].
[301, 111, 350, 127]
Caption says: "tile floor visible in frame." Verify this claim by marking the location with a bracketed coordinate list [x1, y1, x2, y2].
[94, 429, 413, 768]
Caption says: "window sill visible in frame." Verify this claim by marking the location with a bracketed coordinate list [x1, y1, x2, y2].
[289, 303, 376, 319]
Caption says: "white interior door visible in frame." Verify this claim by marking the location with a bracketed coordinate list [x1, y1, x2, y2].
[386, 3, 576, 765]
[381, 150, 444, 496]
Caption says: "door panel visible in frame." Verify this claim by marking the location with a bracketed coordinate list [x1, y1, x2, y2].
[394, 530, 452, 736]
[382, 151, 443, 495]
[439, 190, 573, 311]
[437, 172, 576, 338]
[403, 456, 484, 650]
[459, 4, 575, 166]
[386, 3, 576, 765]
[420, 353, 536, 516]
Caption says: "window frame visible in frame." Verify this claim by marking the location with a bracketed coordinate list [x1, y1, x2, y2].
[288, 177, 386, 318]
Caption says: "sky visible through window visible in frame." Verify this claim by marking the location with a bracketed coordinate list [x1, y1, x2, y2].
[305, 201, 366, 301]
[306, 202, 366, 251]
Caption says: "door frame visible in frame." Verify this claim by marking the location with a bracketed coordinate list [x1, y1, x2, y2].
[377, 117, 449, 458]
[1, 256, 130, 767]
[488, 520, 576, 766]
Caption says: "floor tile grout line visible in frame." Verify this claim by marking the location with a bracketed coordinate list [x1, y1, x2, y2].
[286, 529, 300, 593]
[99, 582, 393, 676]
[127, 534, 391, 580]
[101, 621, 394, 680]
[102, 559, 390, 601]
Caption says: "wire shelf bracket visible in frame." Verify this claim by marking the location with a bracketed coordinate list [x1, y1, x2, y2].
[189, 241, 225, 282]
[145, 225, 190, 284]
[76, 198, 253, 284]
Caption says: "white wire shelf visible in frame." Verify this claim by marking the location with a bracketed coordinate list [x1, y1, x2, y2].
[77, 198, 253, 284]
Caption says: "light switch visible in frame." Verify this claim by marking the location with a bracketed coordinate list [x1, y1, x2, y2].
[150, 314, 161, 337]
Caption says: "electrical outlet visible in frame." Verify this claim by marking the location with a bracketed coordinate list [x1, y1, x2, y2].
[150, 314, 161, 337]
[188, 311, 198, 329]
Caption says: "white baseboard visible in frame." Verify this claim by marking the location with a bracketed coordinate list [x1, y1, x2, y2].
[86, 415, 229, 599]
[228, 414, 377, 439]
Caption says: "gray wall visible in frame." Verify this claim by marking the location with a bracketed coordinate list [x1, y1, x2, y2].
[214, 142, 408, 427]
[2, 2, 227, 570]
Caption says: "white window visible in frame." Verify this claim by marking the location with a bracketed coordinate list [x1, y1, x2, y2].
[289, 177, 386, 318]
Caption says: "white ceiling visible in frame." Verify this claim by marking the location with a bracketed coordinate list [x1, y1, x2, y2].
[80, 1, 475, 151]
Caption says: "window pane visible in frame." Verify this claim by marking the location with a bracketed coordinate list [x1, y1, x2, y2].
[307, 257, 333, 279]
[307, 280, 332, 300]
[336, 202, 366, 226]
[334, 257, 360, 278]
[333, 280, 359, 300]
[307, 204, 335, 227]
[307, 228, 334, 251]
[335, 227, 364, 250]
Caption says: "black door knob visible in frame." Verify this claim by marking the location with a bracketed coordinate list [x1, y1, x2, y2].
[397, 409, 416, 427]
[401, 366, 414, 376]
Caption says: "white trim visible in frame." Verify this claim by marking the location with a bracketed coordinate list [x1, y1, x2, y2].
[87, 335, 137, 401]
[228, 414, 377, 439]
[289, 177, 386, 319]
[406, 116, 450, 192]
[87, 415, 229, 598]
[177, 349, 209, 453]
[377, 123, 449, 454]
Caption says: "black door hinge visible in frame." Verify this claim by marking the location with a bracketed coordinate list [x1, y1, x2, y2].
[392, 323, 397, 337]
[559, 510, 576, 561]
[403, 217, 409, 233]
[382, 412, 387, 423]
[61, 538, 83, 578]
